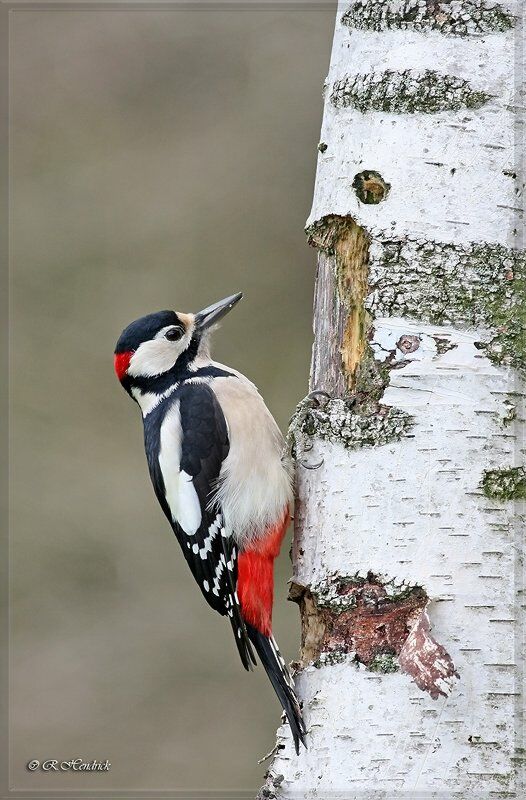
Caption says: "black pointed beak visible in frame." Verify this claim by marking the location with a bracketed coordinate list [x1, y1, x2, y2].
[194, 292, 243, 331]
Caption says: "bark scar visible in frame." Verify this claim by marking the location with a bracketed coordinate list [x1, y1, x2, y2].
[306, 214, 370, 390]
[291, 574, 459, 699]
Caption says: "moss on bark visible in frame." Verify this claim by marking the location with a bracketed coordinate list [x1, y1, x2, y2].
[368, 653, 400, 673]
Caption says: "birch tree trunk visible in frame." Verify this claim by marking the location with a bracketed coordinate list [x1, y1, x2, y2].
[259, 2, 525, 798]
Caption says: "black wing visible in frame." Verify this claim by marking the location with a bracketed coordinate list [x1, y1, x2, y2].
[144, 382, 256, 670]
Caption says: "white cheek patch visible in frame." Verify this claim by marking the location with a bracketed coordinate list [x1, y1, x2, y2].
[127, 322, 194, 379]
[128, 339, 179, 378]
[158, 404, 202, 535]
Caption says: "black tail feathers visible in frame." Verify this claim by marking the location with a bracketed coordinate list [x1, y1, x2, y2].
[246, 623, 307, 754]
[229, 612, 257, 671]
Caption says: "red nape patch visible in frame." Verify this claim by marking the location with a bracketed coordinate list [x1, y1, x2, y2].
[237, 511, 289, 637]
[114, 351, 133, 381]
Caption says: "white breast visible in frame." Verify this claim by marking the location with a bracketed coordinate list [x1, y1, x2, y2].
[158, 401, 202, 536]
[210, 370, 293, 546]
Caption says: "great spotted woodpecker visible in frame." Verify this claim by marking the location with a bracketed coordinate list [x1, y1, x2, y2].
[114, 293, 306, 753]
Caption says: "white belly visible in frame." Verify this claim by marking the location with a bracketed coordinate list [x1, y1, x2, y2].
[210, 373, 293, 545]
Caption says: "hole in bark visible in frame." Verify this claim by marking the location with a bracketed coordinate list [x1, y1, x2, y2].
[396, 334, 420, 354]
[352, 170, 391, 204]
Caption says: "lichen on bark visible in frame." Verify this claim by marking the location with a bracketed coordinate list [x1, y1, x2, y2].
[331, 69, 490, 114]
[341, 1, 515, 37]
[289, 396, 414, 455]
[481, 466, 526, 500]
[367, 237, 526, 372]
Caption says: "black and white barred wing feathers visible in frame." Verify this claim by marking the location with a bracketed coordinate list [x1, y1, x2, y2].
[149, 381, 255, 670]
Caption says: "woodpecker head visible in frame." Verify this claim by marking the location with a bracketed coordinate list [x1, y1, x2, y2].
[114, 292, 242, 400]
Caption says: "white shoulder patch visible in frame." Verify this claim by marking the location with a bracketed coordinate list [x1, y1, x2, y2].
[158, 402, 202, 535]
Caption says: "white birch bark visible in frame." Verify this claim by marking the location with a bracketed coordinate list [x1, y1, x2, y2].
[259, 2, 525, 798]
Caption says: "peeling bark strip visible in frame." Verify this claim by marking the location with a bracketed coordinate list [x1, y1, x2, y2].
[398, 609, 459, 699]
[367, 237, 526, 371]
[342, 0, 515, 37]
[291, 575, 458, 699]
[330, 69, 490, 114]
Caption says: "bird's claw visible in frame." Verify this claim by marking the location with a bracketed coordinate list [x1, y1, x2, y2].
[306, 389, 331, 408]
[299, 457, 324, 470]
[287, 390, 333, 469]
[258, 742, 283, 764]
[345, 393, 358, 410]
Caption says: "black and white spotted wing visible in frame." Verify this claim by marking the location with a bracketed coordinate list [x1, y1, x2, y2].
[144, 381, 256, 671]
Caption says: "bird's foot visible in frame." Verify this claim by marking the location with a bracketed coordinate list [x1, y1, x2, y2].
[287, 389, 336, 470]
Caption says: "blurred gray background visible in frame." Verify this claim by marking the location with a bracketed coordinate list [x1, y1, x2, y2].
[9, 5, 335, 793]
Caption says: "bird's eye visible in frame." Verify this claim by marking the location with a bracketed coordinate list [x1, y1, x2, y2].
[165, 326, 184, 342]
